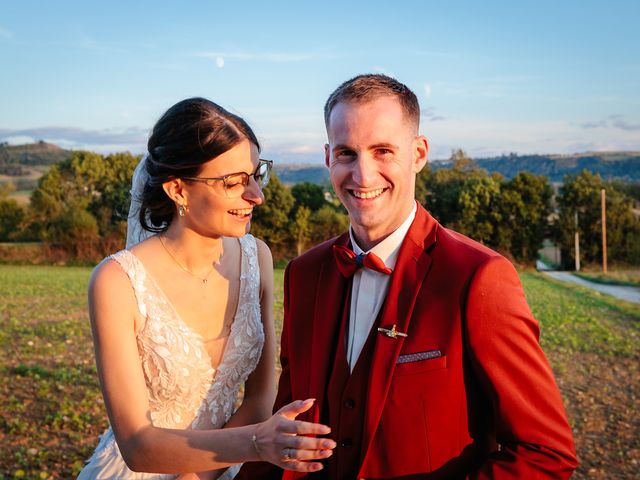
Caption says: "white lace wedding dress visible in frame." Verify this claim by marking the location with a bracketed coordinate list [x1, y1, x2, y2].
[78, 234, 265, 479]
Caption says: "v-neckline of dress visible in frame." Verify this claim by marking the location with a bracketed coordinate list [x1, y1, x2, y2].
[125, 243, 243, 378]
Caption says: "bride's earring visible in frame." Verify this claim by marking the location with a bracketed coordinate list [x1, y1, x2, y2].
[178, 204, 187, 217]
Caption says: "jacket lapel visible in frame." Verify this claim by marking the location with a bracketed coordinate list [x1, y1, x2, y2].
[360, 205, 438, 465]
[307, 233, 351, 423]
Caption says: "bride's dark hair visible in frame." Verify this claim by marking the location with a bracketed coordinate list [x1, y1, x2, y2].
[139, 97, 260, 232]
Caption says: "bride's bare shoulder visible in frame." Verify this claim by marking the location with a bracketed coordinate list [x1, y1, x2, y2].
[88, 254, 141, 332]
[89, 255, 131, 298]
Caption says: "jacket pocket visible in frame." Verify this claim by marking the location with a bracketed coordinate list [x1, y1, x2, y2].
[393, 355, 447, 376]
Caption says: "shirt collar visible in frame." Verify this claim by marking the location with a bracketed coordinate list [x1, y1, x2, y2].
[350, 201, 417, 270]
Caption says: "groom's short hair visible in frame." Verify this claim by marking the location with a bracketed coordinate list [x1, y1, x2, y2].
[324, 74, 420, 130]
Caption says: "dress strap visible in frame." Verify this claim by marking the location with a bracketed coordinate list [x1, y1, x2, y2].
[238, 234, 260, 303]
[109, 250, 149, 319]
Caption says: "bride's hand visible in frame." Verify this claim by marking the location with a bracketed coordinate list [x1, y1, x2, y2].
[252, 398, 336, 472]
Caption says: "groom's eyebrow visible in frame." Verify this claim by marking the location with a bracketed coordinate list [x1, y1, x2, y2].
[332, 142, 400, 152]
[332, 144, 353, 152]
[369, 142, 399, 150]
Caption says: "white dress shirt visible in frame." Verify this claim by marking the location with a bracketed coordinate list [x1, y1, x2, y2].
[346, 202, 417, 371]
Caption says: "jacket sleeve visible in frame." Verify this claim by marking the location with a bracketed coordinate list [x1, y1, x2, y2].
[464, 256, 578, 479]
[235, 265, 295, 480]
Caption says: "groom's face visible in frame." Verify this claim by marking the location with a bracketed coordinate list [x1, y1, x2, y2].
[325, 95, 428, 248]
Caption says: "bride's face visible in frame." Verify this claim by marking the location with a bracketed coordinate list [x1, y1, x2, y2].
[180, 139, 264, 238]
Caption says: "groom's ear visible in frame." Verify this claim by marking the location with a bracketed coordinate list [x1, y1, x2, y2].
[162, 178, 188, 205]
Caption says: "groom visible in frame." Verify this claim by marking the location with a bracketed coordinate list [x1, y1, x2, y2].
[239, 74, 577, 479]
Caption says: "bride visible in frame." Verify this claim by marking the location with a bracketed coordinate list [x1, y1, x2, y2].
[78, 98, 335, 479]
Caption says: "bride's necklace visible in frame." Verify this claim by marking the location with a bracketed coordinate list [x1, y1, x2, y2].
[159, 235, 218, 284]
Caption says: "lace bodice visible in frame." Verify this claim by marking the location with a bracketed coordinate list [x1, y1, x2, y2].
[78, 234, 264, 480]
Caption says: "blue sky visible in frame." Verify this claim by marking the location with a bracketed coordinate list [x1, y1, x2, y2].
[1, 0, 639, 162]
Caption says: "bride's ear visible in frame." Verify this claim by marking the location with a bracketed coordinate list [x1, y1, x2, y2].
[162, 178, 188, 206]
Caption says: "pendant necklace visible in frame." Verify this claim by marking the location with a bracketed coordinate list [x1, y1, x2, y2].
[159, 235, 217, 284]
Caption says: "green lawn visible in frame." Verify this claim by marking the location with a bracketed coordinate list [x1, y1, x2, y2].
[574, 270, 640, 288]
[0, 265, 638, 479]
[521, 272, 639, 356]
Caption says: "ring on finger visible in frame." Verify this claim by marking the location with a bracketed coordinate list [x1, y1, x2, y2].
[281, 447, 294, 461]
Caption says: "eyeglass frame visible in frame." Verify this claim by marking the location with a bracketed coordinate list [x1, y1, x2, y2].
[180, 159, 273, 197]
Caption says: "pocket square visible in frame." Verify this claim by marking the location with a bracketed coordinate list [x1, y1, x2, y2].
[397, 350, 442, 364]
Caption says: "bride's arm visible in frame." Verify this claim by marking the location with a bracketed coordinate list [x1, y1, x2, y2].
[88, 258, 333, 474]
[223, 238, 277, 429]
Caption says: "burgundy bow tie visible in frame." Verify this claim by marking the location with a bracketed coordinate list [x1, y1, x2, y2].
[333, 245, 393, 277]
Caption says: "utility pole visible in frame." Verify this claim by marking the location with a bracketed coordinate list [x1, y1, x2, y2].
[574, 211, 580, 272]
[601, 188, 607, 274]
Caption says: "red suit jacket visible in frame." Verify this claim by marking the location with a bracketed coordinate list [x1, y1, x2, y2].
[239, 204, 577, 479]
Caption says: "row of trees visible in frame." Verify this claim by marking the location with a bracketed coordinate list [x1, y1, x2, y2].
[414, 151, 640, 267]
[0, 149, 638, 266]
[0, 151, 138, 260]
[556, 172, 640, 267]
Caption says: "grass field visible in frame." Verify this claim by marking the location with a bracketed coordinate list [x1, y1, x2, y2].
[574, 270, 640, 288]
[0, 265, 638, 479]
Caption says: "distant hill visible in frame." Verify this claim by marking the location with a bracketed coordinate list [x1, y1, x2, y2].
[0, 141, 72, 175]
[278, 151, 640, 184]
[274, 164, 330, 185]
[435, 151, 640, 183]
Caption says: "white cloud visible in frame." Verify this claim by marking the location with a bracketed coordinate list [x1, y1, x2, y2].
[423, 83, 432, 98]
[3, 135, 35, 145]
[423, 117, 640, 159]
[420, 107, 445, 122]
[215, 56, 225, 68]
[4, 115, 638, 164]
[287, 145, 316, 154]
[260, 115, 640, 163]
[580, 114, 640, 132]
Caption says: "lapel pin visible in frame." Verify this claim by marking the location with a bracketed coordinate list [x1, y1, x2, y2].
[377, 324, 408, 339]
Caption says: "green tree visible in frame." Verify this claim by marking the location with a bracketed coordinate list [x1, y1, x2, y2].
[556, 170, 640, 267]
[309, 206, 350, 245]
[290, 206, 312, 256]
[28, 150, 139, 259]
[251, 172, 295, 259]
[291, 182, 326, 213]
[47, 201, 101, 260]
[556, 171, 603, 267]
[420, 151, 554, 263]
[0, 181, 16, 198]
[500, 173, 553, 264]
[600, 185, 640, 265]
[90, 152, 141, 234]
[423, 149, 486, 228]
[0, 182, 24, 241]
[456, 175, 503, 246]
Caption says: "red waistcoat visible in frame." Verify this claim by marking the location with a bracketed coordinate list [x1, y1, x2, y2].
[320, 287, 379, 480]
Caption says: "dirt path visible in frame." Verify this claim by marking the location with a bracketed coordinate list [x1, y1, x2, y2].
[536, 262, 640, 304]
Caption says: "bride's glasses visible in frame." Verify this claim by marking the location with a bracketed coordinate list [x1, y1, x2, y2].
[181, 159, 273, 198]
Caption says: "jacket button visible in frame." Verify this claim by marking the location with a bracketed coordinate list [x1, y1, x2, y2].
[340, 438, 353, 448]
[343, 398, 355, 409]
